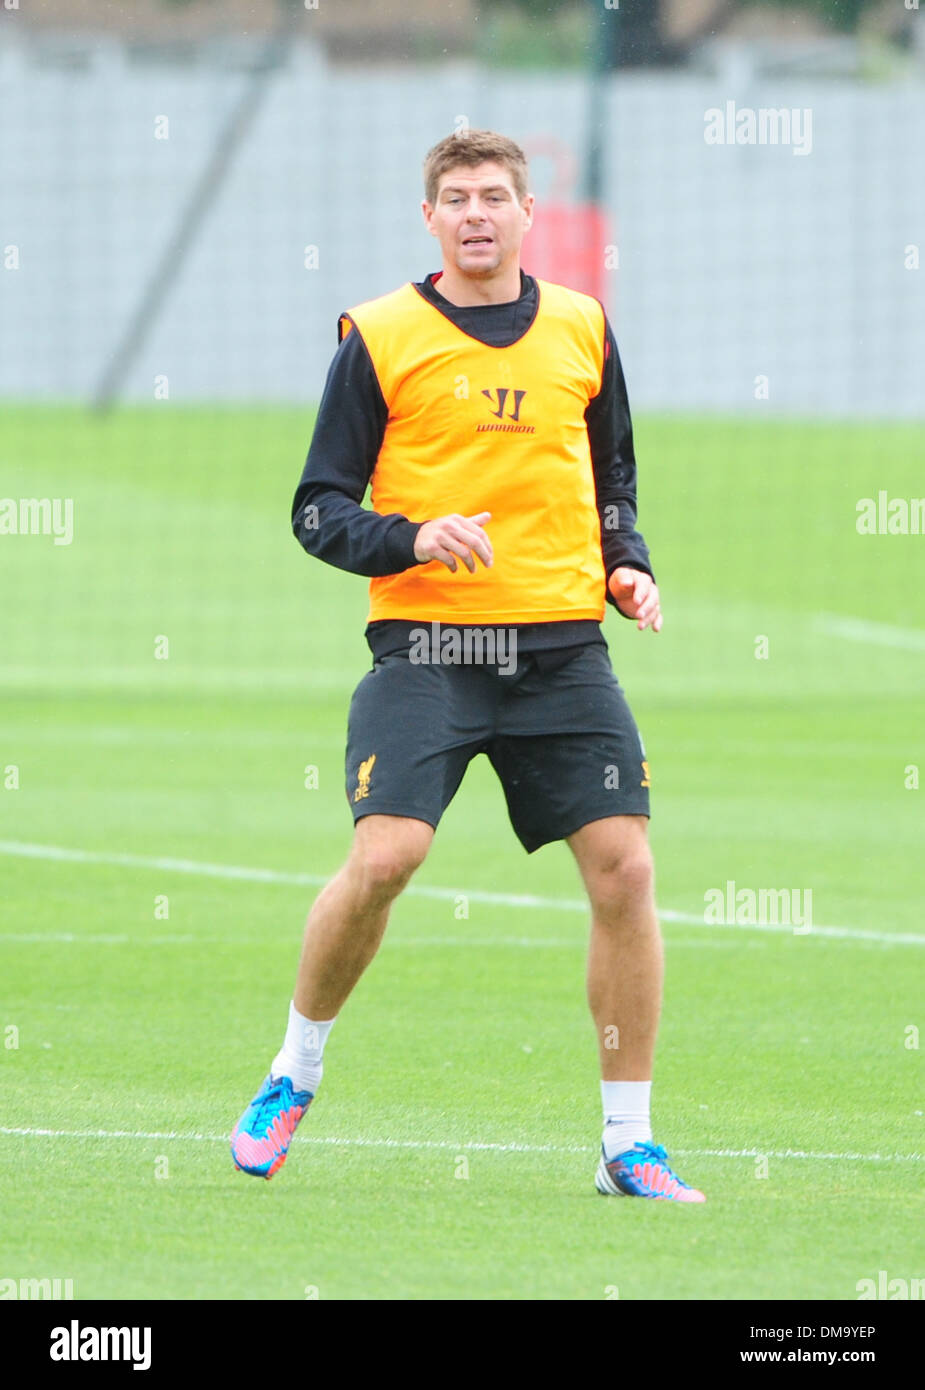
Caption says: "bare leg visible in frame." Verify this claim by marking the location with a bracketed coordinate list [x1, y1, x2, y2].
[566, 815, 662, 1080]
[293, 814, 434, 1020]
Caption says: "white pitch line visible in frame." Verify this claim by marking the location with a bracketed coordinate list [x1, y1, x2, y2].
[0, 933, 197, 945]
[0, 1126, 920, 1164]
[0, 839, 922, 945]
[815, 614, 925, 652]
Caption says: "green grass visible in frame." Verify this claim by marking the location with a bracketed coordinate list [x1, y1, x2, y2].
[0, 405, 923, 1300]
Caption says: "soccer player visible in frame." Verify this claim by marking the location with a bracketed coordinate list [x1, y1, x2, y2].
[231, 130, 705, 1202]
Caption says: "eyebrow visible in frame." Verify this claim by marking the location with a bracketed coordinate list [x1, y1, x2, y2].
[439, 184, 511, 197]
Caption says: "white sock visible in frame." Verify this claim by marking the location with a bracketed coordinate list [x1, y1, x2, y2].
[270, 1001, 336, 1096]
[601, 1080, 653, 1158]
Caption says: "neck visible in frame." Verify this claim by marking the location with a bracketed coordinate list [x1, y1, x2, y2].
[434, 263, 522, 307]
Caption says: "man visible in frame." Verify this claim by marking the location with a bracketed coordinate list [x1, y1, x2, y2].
[231, 130, 705, 1203]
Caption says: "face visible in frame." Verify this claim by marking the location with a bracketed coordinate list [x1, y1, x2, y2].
[422, 161, 534, 277]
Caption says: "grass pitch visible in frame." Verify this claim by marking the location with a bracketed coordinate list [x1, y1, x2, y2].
[0, 406, 922, 1299]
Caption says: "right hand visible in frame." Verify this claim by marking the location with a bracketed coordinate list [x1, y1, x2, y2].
[413, 511, 493, 573]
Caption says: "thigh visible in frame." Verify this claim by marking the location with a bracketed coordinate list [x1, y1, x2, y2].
[348, 813, 436, 874]
[345, 655, 495, 831]
[566, 812, 652, 882]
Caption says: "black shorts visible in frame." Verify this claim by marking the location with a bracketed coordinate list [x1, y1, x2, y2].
[344, 638, 650, 854]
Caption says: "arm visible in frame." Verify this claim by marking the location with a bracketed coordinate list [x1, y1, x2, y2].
[586, 318, 662, 631]
[291, 323, 423, 577]
[585, 318, 653, 594]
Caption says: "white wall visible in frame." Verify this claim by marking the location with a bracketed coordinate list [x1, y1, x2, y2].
[1, 37, 922, 416]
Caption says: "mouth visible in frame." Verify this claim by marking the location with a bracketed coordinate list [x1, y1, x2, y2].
[462, 235, 494, 248]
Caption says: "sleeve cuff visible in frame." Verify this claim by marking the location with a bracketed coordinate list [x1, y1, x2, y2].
[383, 517, 424, 571]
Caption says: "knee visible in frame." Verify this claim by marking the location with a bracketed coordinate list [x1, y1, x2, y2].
[351, 823, 431, 901]
[587, 846, 654, 912]
[357, 852, 418, 900]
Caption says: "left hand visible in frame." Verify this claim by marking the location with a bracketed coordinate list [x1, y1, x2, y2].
[608, 567, 663, 632]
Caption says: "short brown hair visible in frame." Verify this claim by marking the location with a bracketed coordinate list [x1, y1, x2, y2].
[423, 129, 529, 208]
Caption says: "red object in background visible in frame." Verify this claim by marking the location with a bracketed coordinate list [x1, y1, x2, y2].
[519, 136, 612, 302]
[523, 201, 611, 302]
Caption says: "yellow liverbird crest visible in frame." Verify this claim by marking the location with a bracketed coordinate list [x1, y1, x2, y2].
[353, 753, 376, 802]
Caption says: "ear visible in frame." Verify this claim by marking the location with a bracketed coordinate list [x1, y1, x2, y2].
[421, 200, 437, 236]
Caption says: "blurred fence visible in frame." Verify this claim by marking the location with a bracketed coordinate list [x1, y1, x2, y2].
[1, 32, 923, 415]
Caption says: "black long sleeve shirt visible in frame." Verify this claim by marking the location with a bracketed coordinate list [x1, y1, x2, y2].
[292, 270, 654, 670]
